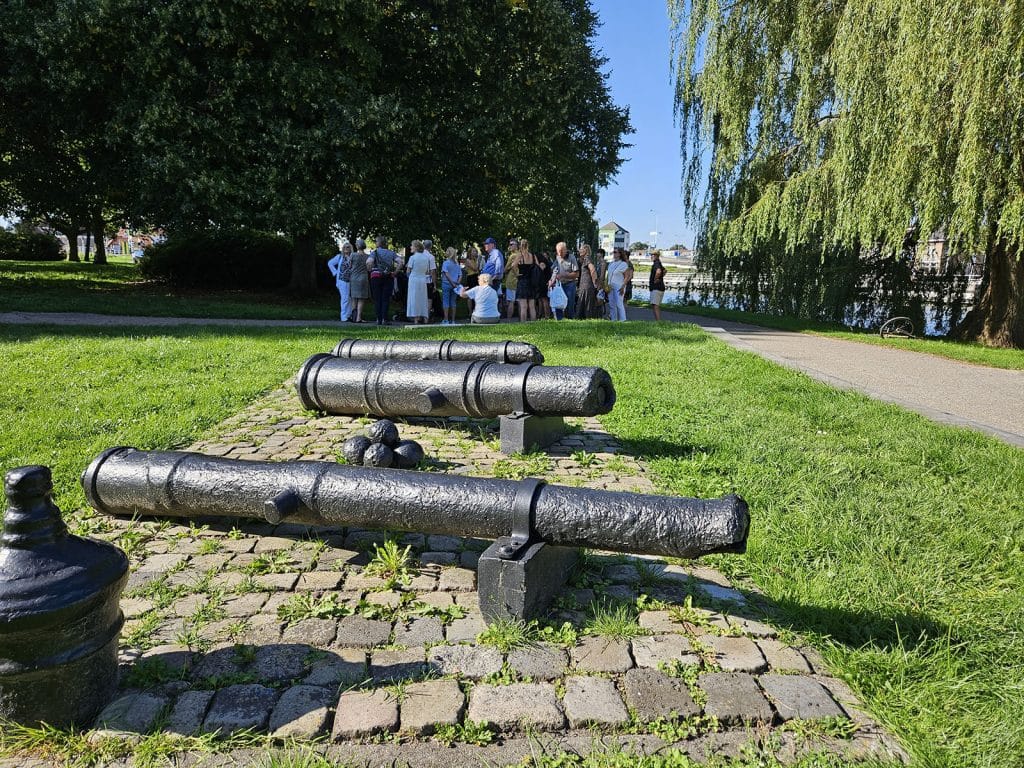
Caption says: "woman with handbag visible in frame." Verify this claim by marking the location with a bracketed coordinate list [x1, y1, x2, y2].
[348, 238, 370, 323]
[575, 243, 602, 319]
[509, 238, 539, 322]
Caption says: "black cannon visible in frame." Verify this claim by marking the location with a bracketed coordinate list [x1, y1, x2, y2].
[331, 339, 544, 364]
[82, 448, 750, 621]
[296, 355, 614, 420]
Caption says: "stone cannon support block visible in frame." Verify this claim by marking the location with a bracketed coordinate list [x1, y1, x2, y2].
[499, 414, 566, 455]
[478, 540, 578, 623]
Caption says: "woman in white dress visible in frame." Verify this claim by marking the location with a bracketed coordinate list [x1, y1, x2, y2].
[405, 240, 434, 324]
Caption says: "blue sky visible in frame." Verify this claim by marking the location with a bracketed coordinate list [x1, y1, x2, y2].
[593, 0, 695, 250]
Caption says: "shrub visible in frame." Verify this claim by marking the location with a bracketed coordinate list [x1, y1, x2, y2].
[139, 230, 293, 289]
[0, 231, 64, 261]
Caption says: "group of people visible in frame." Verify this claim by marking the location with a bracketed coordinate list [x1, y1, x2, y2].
[328, 235, 667, 325]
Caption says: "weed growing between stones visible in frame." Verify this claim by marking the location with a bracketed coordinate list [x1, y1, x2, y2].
[277, 592, 352, 624]
[433, 719, 495, 747]
[363, 539, 415, 588]
[477, 619, 536, 653]
[584, 602, 647, 640]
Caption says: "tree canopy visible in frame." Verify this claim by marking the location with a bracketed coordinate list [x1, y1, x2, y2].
[670, 0, 1024, 347]
[1, 0, 630, 291]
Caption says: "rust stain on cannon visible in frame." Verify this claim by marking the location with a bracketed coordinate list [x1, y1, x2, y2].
[296, 356, 616, 419]
[82, 448, 749, 560]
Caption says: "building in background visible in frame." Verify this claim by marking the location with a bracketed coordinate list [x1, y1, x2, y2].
[598, 222, 630, 253]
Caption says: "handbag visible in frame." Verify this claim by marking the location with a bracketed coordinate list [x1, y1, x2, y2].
[369, 249, 387, 280]
[548, 282, 568, 310]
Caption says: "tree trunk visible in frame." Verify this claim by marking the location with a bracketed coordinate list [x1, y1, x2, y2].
[955, 238, 1024, 349]
[83, 231, 92, 262]
[92, 214, 107, 265]
[67, 232, 80, 262]
[288, 231, 319, 294]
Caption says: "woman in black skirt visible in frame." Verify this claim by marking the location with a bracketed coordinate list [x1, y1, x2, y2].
[509, 238, 539, 321]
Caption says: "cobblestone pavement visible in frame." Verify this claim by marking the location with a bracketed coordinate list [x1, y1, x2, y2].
[25, 382, 908, 767]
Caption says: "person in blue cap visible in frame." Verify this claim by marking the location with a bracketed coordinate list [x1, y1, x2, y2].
[481, 237, 504, 291]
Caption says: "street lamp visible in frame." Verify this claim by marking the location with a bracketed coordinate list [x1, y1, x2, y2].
[649, 209, 658, 249]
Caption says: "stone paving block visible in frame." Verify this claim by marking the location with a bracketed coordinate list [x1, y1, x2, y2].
[139, 644, 192, 675]
[758, 675, 846, 721]
[698, 672, 773, 725]
[255, 573, 300, 591]
[727, 616, 778, 638]
[237, 616, 283, 645]
[757, 639, 812, 673]
[415, 592, 453, 610]
[460, 551, 480, 569]
[623, 667, 700, 721]
[251, 644, 310, 683]
[342, 572, 395, 592]
[121, 598, 154, 620]
[363, 590, 402, 607]
[270, 685, 335, 739]
[603, 564, 641, 584]
[96, 692, 169, 733]
[333, 689, 398, 739]
[507, 644, 568, 680]
[630, 634, 698, 669]
[334, 615, 393, 648]
[253, 536, 295, 553]
[420, 551, 457, 566]
[399, 680, 466, 735]
[393, 617, 445, 647]
[445, 614, 487, 643]
[438, 568, 476, 592]
[164, 690, 215, 736]
[203, 684, 279, 734]
[689, 565, 733, 587]
[638, 610, 682, 633]
[427, 535, 463, 552]
[140, 553, 186, 572]
[427, 644, 503, 679]
[601, 584, 637, 602]
[282, 618, 338, 646]
[296, 571, 345, 590]
[468, 683, 566, 732]
[706, 635, 767, 673]
[697, 583, 747, 604]
[190, 645, 246, 681]
[570, 637, 634, 673]
[303, 649, 367, 688]
[371, 648, 427, 683]
[407, 573, 438, 592]
[562, 676, 629, 728]
[315, 547, 363, 569]
[190, 554, 232, 571]
[221, 593, 269, 618]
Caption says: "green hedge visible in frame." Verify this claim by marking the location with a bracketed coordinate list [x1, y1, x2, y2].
[0, 231, 64, 261]
[139, 230, 294, 289]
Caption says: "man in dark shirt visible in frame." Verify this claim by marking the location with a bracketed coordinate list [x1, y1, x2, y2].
[648, 251, 666, 321]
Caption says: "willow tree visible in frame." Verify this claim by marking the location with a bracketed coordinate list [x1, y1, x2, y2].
[671, 0, 1024, 348]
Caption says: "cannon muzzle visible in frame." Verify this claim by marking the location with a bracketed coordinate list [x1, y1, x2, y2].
[82, 448, 749, 559]
[331, 339, 544, 364]
[296, 356, 615, 419]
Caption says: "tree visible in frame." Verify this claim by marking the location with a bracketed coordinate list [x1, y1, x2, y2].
[629, 241, 649, 252]
[0, 0, 129, 264]
[671, 0, 1024, 347]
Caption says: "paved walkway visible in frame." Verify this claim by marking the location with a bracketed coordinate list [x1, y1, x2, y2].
[4, 308, 1022, 447]
[57, 385, 904, 767]
[626, 306, 1024, 448]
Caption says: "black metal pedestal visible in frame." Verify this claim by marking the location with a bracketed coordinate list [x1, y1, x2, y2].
[477, 539, 578, 623]
[499, 413, 566, 455]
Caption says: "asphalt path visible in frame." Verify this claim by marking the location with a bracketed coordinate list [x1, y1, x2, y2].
[3, 309, 1022, 448]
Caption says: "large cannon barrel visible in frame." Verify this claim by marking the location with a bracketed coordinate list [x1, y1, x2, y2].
[331, 339, 544, 364]
[296, 355, 616, 418]
[82, 448, 749, 559]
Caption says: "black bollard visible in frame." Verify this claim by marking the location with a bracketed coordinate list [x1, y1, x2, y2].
[0, 466, 128, 727]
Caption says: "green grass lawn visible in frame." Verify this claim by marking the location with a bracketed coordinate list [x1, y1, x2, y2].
[0, 259, 337, 320]
[1, 320, 1021, 767]
[658, 303, 1024, 371]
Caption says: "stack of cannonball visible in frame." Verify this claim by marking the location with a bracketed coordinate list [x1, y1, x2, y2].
[341, 419, 425, 469]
